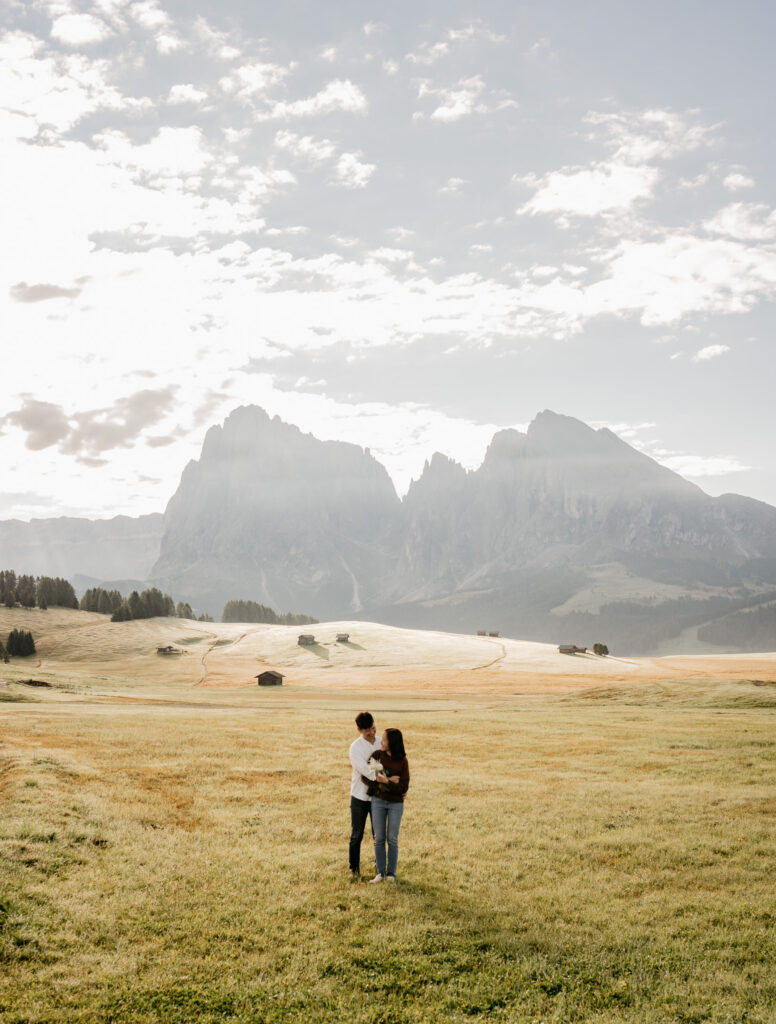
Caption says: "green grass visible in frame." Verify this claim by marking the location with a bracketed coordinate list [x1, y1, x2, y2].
[1, 691, 775, 1023]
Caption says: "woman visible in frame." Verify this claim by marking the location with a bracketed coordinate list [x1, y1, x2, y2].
[366, 727, 410, 883]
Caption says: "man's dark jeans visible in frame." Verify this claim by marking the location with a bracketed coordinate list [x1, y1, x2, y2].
[349, 796, 373, 874]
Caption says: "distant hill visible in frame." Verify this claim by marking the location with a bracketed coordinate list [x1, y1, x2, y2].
[0, 514, 163, 583]
[4, 406, 776, 654]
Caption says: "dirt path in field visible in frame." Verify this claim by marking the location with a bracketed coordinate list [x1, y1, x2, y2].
[472, 639, 506, 670]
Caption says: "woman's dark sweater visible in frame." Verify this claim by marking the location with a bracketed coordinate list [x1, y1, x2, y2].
[366, 749, 410, 802]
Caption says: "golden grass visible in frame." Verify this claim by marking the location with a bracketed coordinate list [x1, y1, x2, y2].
[2, 671, 776, 1023]
[2, 607, 776, 1020]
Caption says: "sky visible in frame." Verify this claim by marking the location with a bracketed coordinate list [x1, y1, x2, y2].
[1, 0, 775, 519]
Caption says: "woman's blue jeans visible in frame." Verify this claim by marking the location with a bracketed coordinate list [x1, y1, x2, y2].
[371, 797, 404, 877]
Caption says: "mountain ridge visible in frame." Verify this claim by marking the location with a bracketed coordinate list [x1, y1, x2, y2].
[2, 405, 775, 654]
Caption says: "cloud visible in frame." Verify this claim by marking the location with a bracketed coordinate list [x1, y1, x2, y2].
[1, 388, 178, 456]
[440, 176, 465, 194]
[583, 235, 776, 326]
[10, 281, 83, 302]
[0, 30, 152, 135]
[192, 16, 241, 60]
[264, 79, 368, 120]
[168, 83, 208, 105]
[335, 151, 376, 188]
[659, 454, 751, 477]
[704, 202, 776, 241]
[406, 22, 506, 64]
[50, 13, 113, 46]
[219, 61, 290, 101]
[518, 163, 659, 218]
[1, 399, 71, 450]
[518, 108, 713, 220]
[274, 130, 335, 164]
[419, 76, 486, 122]
[693, 344, 730, 362]
[723, 171, 755, 192]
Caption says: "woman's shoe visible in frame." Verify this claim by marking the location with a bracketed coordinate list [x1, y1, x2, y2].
[385, 875, 396, 882]
[368, 874, 384, 883]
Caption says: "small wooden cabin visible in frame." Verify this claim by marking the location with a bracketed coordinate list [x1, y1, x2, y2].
[157, 645, 180, 655]
[558, 644, 587, 655]
[488, 632, 500, 637]
[256, 671, 284, 686]
[477, 630, 486, 636]
[336, 633, 350, 643]
[298, 634, 316, 646]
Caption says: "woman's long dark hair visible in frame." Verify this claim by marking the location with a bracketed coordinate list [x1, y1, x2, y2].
[384, 728, 406, 761]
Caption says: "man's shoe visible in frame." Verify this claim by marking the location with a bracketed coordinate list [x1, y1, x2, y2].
[386, 875, 396, 882]
[349, 870, 360, 882]
[368, 874, 384, 883]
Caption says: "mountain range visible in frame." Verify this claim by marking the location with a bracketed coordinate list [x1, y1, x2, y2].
[3, 405, 776, 654]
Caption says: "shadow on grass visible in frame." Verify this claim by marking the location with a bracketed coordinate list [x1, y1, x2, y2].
[302, 644, 330, 660]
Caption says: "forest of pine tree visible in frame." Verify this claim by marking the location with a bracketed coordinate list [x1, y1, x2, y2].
[0, 570, 78, 610]
[221, 599, 317, 625]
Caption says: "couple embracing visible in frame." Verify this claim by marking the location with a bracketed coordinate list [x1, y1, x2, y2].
[348, 711, 410, 883]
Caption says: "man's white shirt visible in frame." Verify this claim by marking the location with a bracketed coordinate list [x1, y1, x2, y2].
[349, 734, 382, 801]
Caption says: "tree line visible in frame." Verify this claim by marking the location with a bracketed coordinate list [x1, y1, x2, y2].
[0, 570, 78, 610]
[221, 599, 317, 625]
[698, 603, 776, 652]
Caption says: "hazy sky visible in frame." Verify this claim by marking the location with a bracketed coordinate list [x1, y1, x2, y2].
[2, 0, 775, 519]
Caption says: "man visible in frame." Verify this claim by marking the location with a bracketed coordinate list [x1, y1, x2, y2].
[348, 710, 382, 879]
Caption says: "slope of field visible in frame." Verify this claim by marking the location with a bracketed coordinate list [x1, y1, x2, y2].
[1, 607, 775, 698]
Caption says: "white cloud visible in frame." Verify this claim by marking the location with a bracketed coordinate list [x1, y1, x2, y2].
[50, 13, 113, 46]
[440, 176, 465, 194]
[274, 130, 335, 164]
[585, 108, 714, 164]
[192, 16, 241, 60]
[585, 235, 776, 326]
[407, 22, 506, 64]
[265, 79, 368, 119]
[693, 344, 730, 362]
[128, 1, 171, 31]
[94, 125, 213, 179]
[723, 171, 755, 192]
[0, 31, 151, 135]
[335, 151, 375, 188]
[704, 202, 776, 241]
[219, 61, 290, 101]
[659, 454, 750, 477]
[518, 163, 659, 218]
[168, 83, 208, 105]
[518, 108, 714, 221]
[419, 76, 485, 122]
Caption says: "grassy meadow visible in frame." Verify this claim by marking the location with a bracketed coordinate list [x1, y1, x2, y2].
[2, 672, 776, 1024]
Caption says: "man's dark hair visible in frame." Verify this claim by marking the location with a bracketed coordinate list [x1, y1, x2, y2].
[355, 711, 374, 730]
[384, 728, 406, 760]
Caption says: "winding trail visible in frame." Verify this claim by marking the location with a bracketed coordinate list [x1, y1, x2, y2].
[194, 629, 264, 687]
[472, 639, 507, 670]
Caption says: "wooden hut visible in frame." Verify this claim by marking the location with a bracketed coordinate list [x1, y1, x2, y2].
[558, 644, 587, 655]
[256, 671, 284, 686]
[336, 633, 350, 643]
[298, 634, 316, 646]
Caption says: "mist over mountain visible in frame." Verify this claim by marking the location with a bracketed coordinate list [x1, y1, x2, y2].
[152, 406, 401, 618]
[0, 514, 163, 582]
[3, 405, 776, 654]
